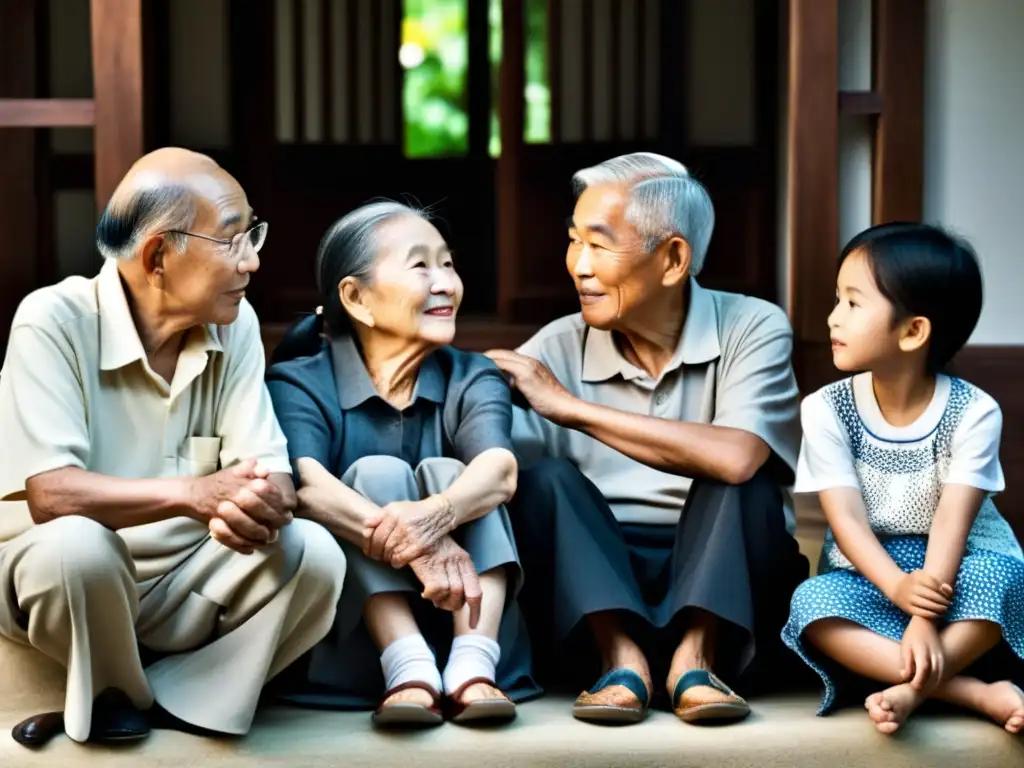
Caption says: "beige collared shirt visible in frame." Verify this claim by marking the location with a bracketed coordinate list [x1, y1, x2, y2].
[0, 258, 290, 551]
[513, 279, 800, 531]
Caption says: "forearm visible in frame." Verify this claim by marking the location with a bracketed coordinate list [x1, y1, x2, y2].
[922, 485, 985, 588]
[439, 448, 518, 527]
[294, 458, 381, 546]
[25, 467, 194, 529]
[268, 473, 298, 512]
[560, 398, 767, 483]
[821, 488, 905, 598]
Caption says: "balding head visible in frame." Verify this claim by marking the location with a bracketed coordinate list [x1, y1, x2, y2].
[96, 147, 244, 261]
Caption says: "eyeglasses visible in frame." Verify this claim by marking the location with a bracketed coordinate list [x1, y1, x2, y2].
[161, 220, 268, 257]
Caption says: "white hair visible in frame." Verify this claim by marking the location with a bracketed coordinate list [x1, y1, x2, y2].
[571, 151, 715, 275]
[95, 182, 196, 260]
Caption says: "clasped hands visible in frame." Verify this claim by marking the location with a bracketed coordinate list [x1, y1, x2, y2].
[191, 459, 292, 555]
[888, 569, 955, 692]
[363, 495, 482, 628]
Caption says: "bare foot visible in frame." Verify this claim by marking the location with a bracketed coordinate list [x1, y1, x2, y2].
[667, 637, 732, 707]
[975, 681, 1024, 734]
[865, 683, 926, 734]
[579, 647, 652, 709]
[456, 681, 505, 703]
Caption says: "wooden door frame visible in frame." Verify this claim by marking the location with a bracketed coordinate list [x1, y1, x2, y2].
[785, 0, 925, 393]
[0, 0, 147, 356]
[784, 1, 1024, 540]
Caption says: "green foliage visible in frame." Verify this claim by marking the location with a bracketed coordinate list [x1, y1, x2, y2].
[403, 0, 551, 159]
[402, 0, 470, 157]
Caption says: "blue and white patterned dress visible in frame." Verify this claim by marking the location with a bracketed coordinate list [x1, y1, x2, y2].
[781, 373, 1024, 714]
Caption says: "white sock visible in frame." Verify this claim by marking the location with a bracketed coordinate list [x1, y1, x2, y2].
[380, 634, 442, 693]
[442, 635, 501, 695]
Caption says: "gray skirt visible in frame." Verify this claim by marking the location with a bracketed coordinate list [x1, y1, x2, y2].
[274, 455, 540, 708]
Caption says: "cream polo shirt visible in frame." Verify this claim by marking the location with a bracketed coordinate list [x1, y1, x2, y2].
[512, 279, 801, 532]
[0, 258, 291, 550]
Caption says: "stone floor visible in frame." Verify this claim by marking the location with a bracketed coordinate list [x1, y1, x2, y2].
[2, 694, 1022, 768]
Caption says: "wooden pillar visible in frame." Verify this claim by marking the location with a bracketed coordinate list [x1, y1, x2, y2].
[872, 0, 925, 223]
[90, 0, 146, 211]
[0, 0, 38, 355]
[786, 0, 839, 393]
[496, 0, 525, 321]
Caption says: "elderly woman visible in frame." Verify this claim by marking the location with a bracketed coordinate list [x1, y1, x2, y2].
[264, 202, 538, 727]
[487, 152, 809, 725]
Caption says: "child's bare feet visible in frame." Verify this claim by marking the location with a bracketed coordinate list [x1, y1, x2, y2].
[974, 681, 1024, 734]
[864, 683, 926, 734]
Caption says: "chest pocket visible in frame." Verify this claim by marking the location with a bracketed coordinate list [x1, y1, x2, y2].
[178, 436, 222, 477]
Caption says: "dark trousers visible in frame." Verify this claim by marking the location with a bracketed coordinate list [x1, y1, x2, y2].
[507, 458, 811, 697]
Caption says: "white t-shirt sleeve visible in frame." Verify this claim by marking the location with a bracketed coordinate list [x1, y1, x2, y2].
[794, 390, 860, 493]
[945, 391, 1004, 493]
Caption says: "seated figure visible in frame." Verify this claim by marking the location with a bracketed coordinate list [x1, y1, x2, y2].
[487, 152, 809, 725]
[0, 148, 346, 747]
[782, 223, 1024, 735]
[265, 201, 539, 727]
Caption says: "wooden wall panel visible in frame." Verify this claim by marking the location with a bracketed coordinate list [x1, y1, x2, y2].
[872, 0, 925, 223]
[0, 0, 39, 357]
[90, 0, 145, 210]
[496, 0, 526, 320]
[786, 0, 839, 393]
[0, 99, 94, 127]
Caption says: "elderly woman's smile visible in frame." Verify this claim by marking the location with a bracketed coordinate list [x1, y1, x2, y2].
[424, 304, 454, 317]
[338, 214, 464, 347]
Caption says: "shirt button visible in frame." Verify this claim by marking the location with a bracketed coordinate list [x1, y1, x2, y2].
[655, 392, 668, 406]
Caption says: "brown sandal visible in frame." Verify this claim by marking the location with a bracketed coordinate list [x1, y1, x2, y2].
[371, 681, 444, 728]
[444, 676, 517, 724]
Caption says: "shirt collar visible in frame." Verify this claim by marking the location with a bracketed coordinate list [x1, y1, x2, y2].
[97, 258, 222, 373]
[330, 334, 445, 410]
[581, 278, 721, 383]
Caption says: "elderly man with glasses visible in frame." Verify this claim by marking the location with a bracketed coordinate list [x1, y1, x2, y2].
[0, 148, 346, 747]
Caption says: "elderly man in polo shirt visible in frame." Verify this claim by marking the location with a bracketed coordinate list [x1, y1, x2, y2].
[0, 148, 346, 747]
[487, 152, 808, 725]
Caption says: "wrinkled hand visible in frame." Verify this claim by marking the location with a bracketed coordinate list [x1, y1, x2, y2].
[889, 569, 953, 619]
[363, 496, 456, 567]
[900, 616, 945, 691]
[408, 537, 482, 629]
[191, 459, 293, 554]
[484, 349, 575, 422]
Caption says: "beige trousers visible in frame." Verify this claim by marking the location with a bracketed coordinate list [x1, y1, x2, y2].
[0, 515, 346, 742]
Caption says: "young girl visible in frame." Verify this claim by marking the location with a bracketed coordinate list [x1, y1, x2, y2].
[782, 222, 1024, 735]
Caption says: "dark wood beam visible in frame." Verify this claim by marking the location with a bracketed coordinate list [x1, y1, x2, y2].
[496, 0, 525, 320]
[0, 0, 38, 357]
[546, 0, 561, 142]
[838, 90, 883, 115]
[658, 0, 688, 155]
[467, 0, 491, 157]
[786, 0, 840, 391]
[0, 99, 95, 127]
[90, 0, 146, 211]
[872, 0, 925, 223]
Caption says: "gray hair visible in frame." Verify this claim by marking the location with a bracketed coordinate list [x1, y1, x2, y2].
[316, 200, 432, 334]
[571, 151, 715, 275]
[272, 199, 433, 362]
[95, 182, 196, 260]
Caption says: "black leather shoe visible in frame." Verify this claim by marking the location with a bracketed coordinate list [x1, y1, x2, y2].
[11, 711, 64, 748]
[89, 689, 150, 743]
[11, 689, 149, 748]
